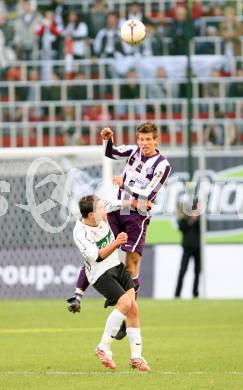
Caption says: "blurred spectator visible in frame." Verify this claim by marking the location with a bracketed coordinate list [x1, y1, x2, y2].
[190, 0, 203, 20]
[200, 69, 221, 117]
[172, 0, 203, 34]
[26, 70, 43, 121]
[0, 11, 14, 48]
[87, 0, 107, 39]
[120, 68, 140, 99]
[203, 116, 237, 146]
[41, 71, 61, 116]
[202, 69, 221, 98]
[41, 71, 61, 101]
[140, 19, 164, 56]
[196, 25, 218, 54]
[26, 68, 41, 101]
[60, 105, 80, 146]
[116, 68, 141, 117]
[93, 12, 124, 58]
[146, 66, 167, 99]
[82, 105, 110, 121]
[228, 68, 243, 98]
[171, 0, 203, 20]
[175, 198, 201, 298]
[146, 66, 167, 115]
[212, 4, 223, 17]
[126, 1, 144, 21]
[68, 70, 87, 100]
[15, 0, 42, 60]
[203, 123, 224, 146]
[64, 10, 89, 59]
[0, 30, 15, 74]
[51, 0, 69, 27]
[63, 127, 84, 146]
[156, 12, 167, 41]
[169, 6, 194, 55]
[36, 10, 62, 61]
[0, 1, 6, 14]
[219, 6, 243, 71]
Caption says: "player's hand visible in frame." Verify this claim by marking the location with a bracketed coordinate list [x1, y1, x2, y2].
[67, 296, 81, 313]
[147, 200, 153, 210]
[115, 232, 128, 246]
[112, 176, 123, 187]
[130, 199, 153, 210]
[101, 127, 113, 140]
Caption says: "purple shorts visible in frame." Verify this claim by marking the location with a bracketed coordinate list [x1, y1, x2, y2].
[107, 210, 150, 256]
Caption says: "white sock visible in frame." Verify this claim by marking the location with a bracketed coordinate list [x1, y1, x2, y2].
[99, 309, 126, 352]
[127, 327, 142, 359]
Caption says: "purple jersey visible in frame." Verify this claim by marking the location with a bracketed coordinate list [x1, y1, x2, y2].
[105, 140, 171, 202]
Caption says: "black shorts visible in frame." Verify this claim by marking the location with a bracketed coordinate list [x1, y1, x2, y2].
[93, 263, 134, 306]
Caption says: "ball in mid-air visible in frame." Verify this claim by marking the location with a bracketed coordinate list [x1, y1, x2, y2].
[120, 19, 146, 45]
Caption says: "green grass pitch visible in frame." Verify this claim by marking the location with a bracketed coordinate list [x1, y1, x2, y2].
[1, 299, 243, 390]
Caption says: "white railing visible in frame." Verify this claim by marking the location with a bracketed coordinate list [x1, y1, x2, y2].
[0, 118, 242, 148]
[4, 52, 243, 82]
[0, 77, 242, 101]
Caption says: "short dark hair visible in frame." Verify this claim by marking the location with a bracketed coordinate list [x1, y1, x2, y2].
[79, 195, 99, 218]
[136, 122, 159, 139]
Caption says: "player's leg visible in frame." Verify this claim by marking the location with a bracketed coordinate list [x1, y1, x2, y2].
[175, 248, 191, 297]
[121, 213, 150, 293]
[125, 251, 141, 291]
[114, 258, 140, 340]
[125, 288, 151, 372]
[192, 248, 201, 297]
[67, 265, 89, 313]
[93, 269, 133, 368]
[96, 292, 132, 369]
[107, 210, 122, 239]
[115, 214, 149, 340]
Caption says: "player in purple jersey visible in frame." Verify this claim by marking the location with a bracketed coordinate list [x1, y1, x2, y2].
[67, 122, 171, 336]
[101, 122, 171, 287]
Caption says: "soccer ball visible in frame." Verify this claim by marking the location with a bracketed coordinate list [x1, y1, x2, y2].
[120, 19, 146, 46]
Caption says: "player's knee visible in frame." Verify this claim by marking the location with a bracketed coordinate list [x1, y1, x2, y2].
[126, 252, 141, 270]
[130, 300, 138, 317]
[117, 293, 132, 314]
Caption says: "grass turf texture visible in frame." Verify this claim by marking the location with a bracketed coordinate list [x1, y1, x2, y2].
[0, 299, 243, 390]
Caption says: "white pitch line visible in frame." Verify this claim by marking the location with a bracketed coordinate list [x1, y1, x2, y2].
[0, 371, 243, 376]
[0, 324, 239, 335]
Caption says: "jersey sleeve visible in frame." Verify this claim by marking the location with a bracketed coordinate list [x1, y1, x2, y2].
[124, 159, 171, 200]
[104, 139, 137, 160]
[73, 225, 99, 264]
[103, 199, 123, 213]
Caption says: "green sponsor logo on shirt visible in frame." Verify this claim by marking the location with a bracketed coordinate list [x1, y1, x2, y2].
[96, 229, 113, 249]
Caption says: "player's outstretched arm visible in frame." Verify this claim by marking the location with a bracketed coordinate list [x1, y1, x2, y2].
[101, 127, 137, 160]
[98, 232, 128, 260]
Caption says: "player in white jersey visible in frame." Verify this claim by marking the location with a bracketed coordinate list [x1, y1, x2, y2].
[72, 194, 151, 371]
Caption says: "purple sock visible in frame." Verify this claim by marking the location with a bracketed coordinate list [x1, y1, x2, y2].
[75, 265, 90, 297]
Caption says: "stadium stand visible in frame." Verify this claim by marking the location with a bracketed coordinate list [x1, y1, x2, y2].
[0, 0, 242, 148]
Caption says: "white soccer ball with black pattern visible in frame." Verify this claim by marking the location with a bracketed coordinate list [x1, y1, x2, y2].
[120, 19, 146, 46]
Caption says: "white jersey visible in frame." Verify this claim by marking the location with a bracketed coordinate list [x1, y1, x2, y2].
[73, 201, 122, 285]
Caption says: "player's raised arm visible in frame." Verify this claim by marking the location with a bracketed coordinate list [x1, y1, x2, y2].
[124, 159, 171, 200]
[101, 127, 137, 160]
